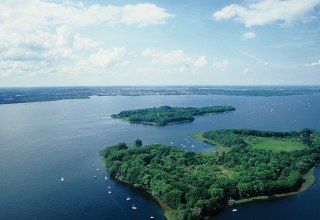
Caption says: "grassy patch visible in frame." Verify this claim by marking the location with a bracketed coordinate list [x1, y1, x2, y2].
[164, 210, 178, 220]
[216, 165, 235, 177]
[244, 136, 306, 152]
[191, 132, 231, 153]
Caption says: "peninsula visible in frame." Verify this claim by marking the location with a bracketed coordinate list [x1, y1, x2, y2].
[111, 105, 235, 126]
[101, 128, 320, 220]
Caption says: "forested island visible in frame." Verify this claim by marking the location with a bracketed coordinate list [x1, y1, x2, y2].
[111, 105, 235, 126]
[101, 128, 320, 220]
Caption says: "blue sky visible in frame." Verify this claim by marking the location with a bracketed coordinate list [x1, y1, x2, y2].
[0, 0, 319, 86]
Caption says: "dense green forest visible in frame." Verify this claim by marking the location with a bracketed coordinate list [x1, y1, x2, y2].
[111, 105, 235, 126]
[101, 129, 320, 220]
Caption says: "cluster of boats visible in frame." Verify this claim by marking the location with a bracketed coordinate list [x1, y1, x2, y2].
[60, 162, 156, 218]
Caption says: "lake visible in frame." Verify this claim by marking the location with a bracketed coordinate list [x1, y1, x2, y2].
[0, 94, 320, 220]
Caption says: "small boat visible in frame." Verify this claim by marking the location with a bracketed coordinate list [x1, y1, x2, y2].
[126, 196, 131, 201]
[150, 216, 155, 219]
[170, 141, 173, 145]
[108, 191, 112, 194]
[191, 145, 195, 148]
[104, 176, 108, 180]
[96, 168, 100, 171]
[61, 177, 64, 182]
[93, 176, 97, 178]
[132, 204, 137, 210]
[232, 209, 237, 212]
[108, 186, 111, 189]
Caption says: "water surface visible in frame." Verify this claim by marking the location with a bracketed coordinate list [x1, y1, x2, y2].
[0, 95, 319, 219]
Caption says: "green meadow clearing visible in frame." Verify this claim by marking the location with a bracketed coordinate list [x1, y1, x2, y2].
[244, 136, 306, 152]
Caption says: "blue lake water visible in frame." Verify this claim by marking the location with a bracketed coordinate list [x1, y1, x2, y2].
[0, 94, 320, 220]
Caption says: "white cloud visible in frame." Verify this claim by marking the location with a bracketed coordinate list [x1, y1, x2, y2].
[56, 25, 73, 47]
[142, 49, 207, 69]
[305, 59, 320, 66]
[120, 3, 173, 27]
[0, 25, 127, 77]
[242, 31, 256, 40]
[213, 0, 320, 27]
[213, 59, 230, 70]
[0, 1, 171, 80]
[84, 47, 126, 69]
[0, 1, 172, 31]
[73, 34, 99, 50]
[194, 56, 208, 67]
[243, 68, 252, 73]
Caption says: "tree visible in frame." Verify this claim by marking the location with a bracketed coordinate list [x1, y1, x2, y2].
[135, 139, 142, 146]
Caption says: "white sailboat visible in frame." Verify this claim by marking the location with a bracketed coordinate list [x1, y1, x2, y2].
[61, 177, 64, 182]
[126, 196, 131, 201]
[132, 204, 137, 210]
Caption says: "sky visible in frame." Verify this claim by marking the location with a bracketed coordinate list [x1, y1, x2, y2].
[0, 0, 320, 87]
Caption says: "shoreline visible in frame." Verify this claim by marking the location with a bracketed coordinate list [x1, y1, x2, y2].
[235, 167, 315, 205]
[128, 119, 193, 126]
[99, 161, 177, 219]
[191, 133, 318, 209]
[101, 133, 318, 220]
[103, 165, 316, 220]
[191, 132, 231, 153]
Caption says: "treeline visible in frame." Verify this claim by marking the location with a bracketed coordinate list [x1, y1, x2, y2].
[203, 128, 316, 147]
[111, 105, 236, 126]
[101, 129, 320, 219]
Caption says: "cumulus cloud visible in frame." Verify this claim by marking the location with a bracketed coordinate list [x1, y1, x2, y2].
[305, 59, 320, 66]
[0, 1, 172, 80]
[84, 47, 126, 69]
[213, 59, 230, 70]
[243, 68, 252, 73]
[213, 0, 320, 27]
[142, 49, 207, 69]
[119, 4, 173, 27]
[242, 32, 256, 40]
[194, 56, 208, 67]
[0, 1, 172, 31]
[0, 25, 127, 77]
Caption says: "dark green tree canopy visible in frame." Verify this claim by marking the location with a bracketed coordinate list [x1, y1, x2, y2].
[100, 130, 320, 219]
[135, 139, 142, 147]
[111, 105, 236, 126]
